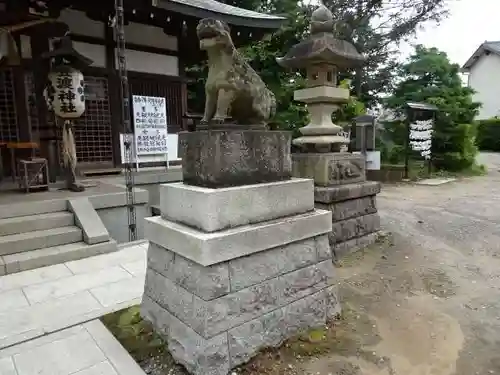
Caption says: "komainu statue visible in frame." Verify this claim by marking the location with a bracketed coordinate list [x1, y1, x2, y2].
[196, 18, 276, 128]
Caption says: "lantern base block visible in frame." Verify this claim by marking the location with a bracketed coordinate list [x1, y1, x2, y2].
[292, 152, 366, 187]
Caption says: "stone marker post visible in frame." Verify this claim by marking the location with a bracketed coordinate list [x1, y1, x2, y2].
[140, 17, 340, 375]
[277, 4, 381, 260]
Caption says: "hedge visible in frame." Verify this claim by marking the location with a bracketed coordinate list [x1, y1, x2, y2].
[477, 118, 500, 151]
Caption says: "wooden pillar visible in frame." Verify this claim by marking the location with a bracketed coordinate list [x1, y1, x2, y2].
[12, 35, 30, 142]
[105, 18, 122, 167]
[177, 20, 190, 132]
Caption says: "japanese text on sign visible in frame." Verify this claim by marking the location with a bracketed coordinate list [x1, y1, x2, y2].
[132, 95, 168, 155]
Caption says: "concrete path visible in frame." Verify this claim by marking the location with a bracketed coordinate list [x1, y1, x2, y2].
[0, 321, 145, 375]
[0, 241, 147, 350]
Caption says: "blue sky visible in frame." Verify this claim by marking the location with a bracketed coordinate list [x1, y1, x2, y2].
[400, 0, 500, 66]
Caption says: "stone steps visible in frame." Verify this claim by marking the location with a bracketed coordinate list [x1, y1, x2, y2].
[0, 226, 83, 256]
[0, 199, 68, 220]
[0, 240, 118, 275]
[0, 199, 119, 276]
[0, 211, 74, 236]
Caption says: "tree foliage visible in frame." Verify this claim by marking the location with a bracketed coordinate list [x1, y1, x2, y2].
[384, 45, 481, 171]
[476, 118, 500, 152]
[186, 0, 449, 131]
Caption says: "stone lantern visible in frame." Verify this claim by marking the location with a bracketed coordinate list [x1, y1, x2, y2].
[277, 4, 382, 260]
[277, 4, 364, 152]
[42, 36, 93, 192]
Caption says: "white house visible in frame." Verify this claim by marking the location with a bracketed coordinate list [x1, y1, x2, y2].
[462, 41, 500, 120]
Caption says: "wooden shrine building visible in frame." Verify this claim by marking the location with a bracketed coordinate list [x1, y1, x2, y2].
[0, 0, 284, 179]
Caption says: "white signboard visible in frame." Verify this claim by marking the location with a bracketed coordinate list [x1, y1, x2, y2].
[409, 119, 433, 159]
[133, 95, 167, 156]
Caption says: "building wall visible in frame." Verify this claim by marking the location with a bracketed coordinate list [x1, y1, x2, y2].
[468, 53, 500, 120]
[57, 9, 179, 75]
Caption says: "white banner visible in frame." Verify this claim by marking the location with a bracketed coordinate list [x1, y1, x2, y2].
[132, 95, 168, 156]
[409, 119, 434, 160]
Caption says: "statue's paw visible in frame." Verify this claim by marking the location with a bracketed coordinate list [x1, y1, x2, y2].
[69, 183, 85, 192]
[199, 118, 209, 125]
[212, 117, 225, 124]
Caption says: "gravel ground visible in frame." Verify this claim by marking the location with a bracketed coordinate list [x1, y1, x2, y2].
[112, 153, 500, 375]
[293, 152, 500, 375]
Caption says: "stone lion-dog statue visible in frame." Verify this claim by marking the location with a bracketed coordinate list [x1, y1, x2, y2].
[196, 18, 276, 128]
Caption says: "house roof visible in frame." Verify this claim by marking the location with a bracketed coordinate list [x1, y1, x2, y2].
[462, 41, 500, 71]
[156, 0, 286, 29]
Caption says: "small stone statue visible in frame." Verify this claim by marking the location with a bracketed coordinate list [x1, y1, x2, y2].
[196, 18, 276, 128]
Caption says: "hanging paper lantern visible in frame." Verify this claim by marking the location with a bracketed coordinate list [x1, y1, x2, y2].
[45, 66, 85, 118]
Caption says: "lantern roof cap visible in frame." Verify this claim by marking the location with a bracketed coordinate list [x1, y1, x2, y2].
[276, 4, 364, 70]
[41, 36, 93, 69]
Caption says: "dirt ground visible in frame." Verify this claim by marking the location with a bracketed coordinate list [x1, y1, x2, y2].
[107, 153, 500, 375]
[274, 152, 500, 375]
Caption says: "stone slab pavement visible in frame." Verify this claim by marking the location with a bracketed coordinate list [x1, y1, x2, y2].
[0, 241, 148, 351]
[0, 320, 145, 375]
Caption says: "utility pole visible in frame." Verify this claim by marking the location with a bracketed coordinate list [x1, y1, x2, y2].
[113, 0, 137, 241]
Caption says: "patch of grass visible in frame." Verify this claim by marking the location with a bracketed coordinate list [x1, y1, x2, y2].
[101, 296, 394, 375]
[101, 306, 179, 374]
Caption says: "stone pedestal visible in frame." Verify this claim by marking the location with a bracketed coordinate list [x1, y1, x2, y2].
[180, 130, 292, 188]
[315, 180, 381, 260]
[293, 152, 381, 260]
[141, 179, 339, 375]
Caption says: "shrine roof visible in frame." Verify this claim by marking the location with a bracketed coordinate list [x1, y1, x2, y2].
[156, 0, 286, 28]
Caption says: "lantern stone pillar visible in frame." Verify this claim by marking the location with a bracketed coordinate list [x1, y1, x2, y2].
[277, 4, 381, 260]
[140, 17, 339, 375]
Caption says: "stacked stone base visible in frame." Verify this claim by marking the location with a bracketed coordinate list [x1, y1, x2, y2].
[315, 180, 381, 260]
[141, 179, 339, 375]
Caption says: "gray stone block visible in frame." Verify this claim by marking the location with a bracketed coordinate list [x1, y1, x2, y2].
[141, 296, 230, 375]
[180, 130, 292, 188]
[292, 153, 366, 186]
[145, 209, 332, 266]
[197, 260, 334, 338]
[147, 242, 230, 300]
[160, 179, 314, 233]
[315, 235, 332, 261]
[315, 181, 381, 204]
[228, 236, 329, 292]
[144, 260, 334, 338]
[0, 256, 5, 276]
[141, 295, 171, 337]
[68, 198, 110, 245]
[332, 231, 379, 260]
[316, 195, 377, 222]
[329, 213, 380, 244]
[143, 289, 335, 374]
[144, 269, 196, 330]
[228, 288, 328, 367]
[227, 308, 286, 367]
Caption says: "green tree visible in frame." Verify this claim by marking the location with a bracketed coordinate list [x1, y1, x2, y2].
[186, 0, 450, 132]
[385, 45, 481, 171]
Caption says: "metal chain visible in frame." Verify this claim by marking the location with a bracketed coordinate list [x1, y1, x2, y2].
[113, 0, 137, 241]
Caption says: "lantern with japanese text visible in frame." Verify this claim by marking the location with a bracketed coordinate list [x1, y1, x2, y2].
[42, 36, 93, 192]
[46, 66, 85, 119]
